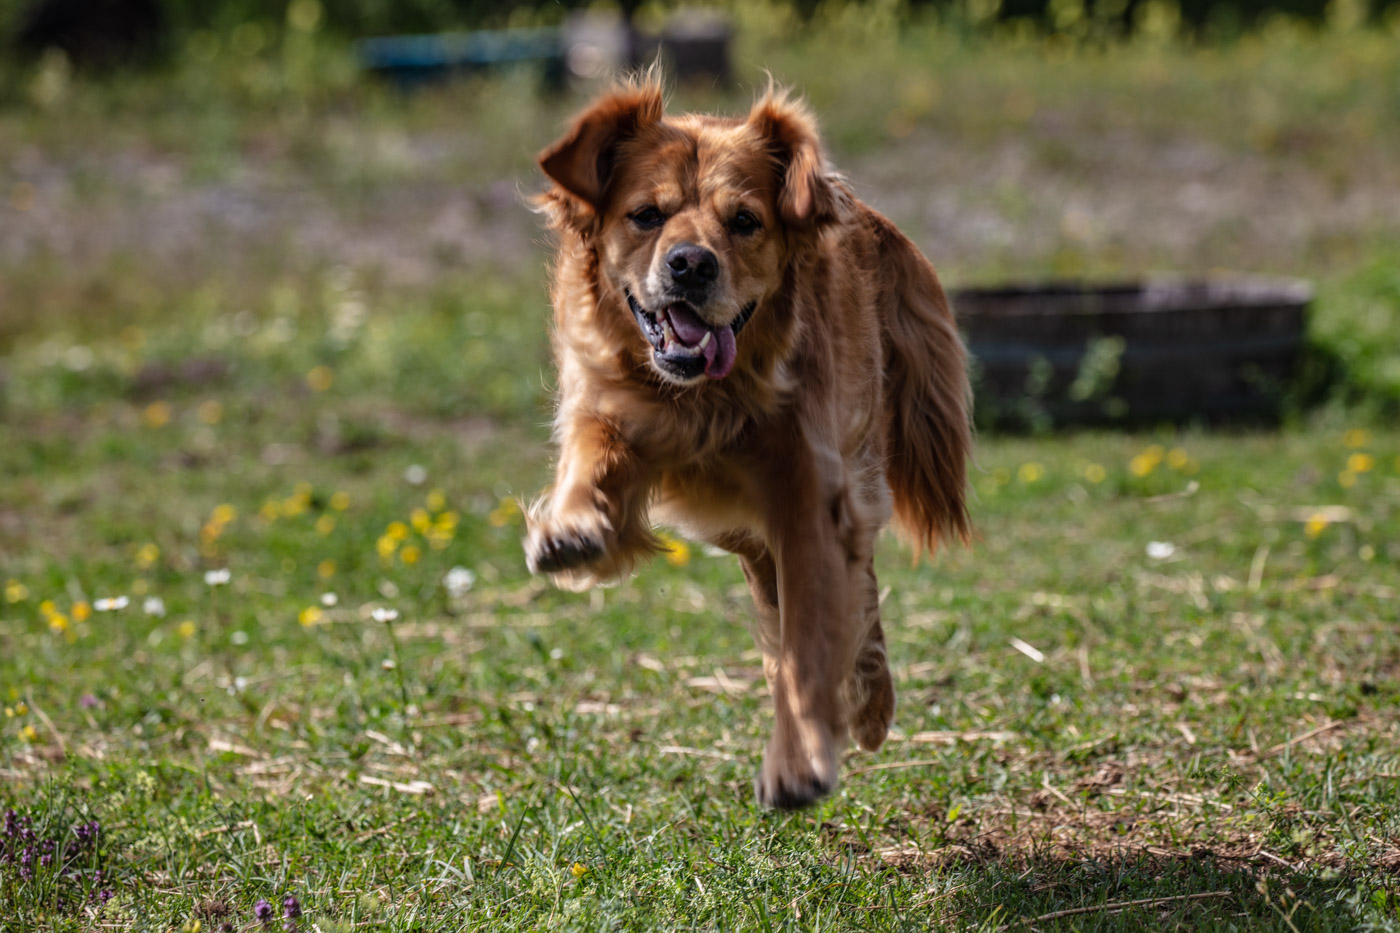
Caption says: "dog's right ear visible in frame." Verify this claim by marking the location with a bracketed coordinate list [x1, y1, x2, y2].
[539, 82, 664, 210]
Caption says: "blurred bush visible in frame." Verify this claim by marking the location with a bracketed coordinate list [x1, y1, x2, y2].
[6, 0, 1399, 70]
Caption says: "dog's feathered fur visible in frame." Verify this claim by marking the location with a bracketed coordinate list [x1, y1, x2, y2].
[526, 77, 970, 808]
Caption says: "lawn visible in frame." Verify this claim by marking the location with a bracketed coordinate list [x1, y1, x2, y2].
[3, 11, 1400, 931]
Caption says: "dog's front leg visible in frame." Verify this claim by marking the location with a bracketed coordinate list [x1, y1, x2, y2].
[752, 448, 863, 810]
[525, 416, 655, 590]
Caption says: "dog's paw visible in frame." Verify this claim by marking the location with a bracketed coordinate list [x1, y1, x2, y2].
[525, 522, 605, 575]
[754, 729, 839, 810]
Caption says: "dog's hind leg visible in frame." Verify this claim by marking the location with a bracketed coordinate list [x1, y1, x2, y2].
[845, 560, 895, 753]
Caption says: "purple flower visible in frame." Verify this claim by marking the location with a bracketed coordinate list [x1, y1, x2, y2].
[80, 694, 99, 709]
[282, 894, 302, 919]
[254, 898, 274, 924]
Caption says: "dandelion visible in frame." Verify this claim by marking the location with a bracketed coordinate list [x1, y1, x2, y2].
[143, 401, 172, 428]
[1347, 453, 1375, 473]
[198, 399, 224, 425]
[1083, 463, 1107, 483]
[320, 592, 338, 607]
[1343, 428, 1369, 449]
[1129, 453, 1159, 477]
[386, 521, 409, 542]
[178, 620, 197, 639]
[298, 607, 323, 627]
[20, 724, 38, 742]
[143, 597, 166, 617]
[571, 862, 589, 879]
[659, 532, 691, 567]
[410, 508, 432, 534]
[376, 535, 397, 560]
[400, 545, 421, 565]
[135, 542, 160, 569]
[305, 365, 334, 392]
[315, 515, 336, 535]
[211, 504, 237, 525]
[71, 600, 91, 623]
[425, 489, 446, 512]
[329, 491, 351, 511]
[1304, 512, 1329, 538]
[1018, 462, 1044, 484]
[40, 599, 56, 615]
[317, 560, 336, 579]
[444, 566, 476, 599]
[48, 613, 69, 633]
[260, 500, 282, 522]
[4, 580, 27, 603]
[94, 596, 129, 611]
[204, 569, 231, 586]
[1166, 448, 1190, 470]
[488, 497, 520, 528]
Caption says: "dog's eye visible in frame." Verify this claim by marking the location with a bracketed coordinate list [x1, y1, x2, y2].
[730, 211, 761, 235]
[630, 206, 665, 229]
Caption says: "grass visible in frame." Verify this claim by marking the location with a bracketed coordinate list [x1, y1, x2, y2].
[4, 11, 1400, 931]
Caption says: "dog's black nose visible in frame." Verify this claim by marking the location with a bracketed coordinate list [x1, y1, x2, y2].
[666, 243, 718, 287]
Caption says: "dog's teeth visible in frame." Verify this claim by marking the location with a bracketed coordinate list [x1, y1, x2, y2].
[698, 331, 712, 350]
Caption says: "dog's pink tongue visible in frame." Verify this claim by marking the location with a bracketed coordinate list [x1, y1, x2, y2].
[667, 305, 737, 380]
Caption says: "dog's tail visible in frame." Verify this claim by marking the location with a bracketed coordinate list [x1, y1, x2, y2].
[870, 209, 972, 557]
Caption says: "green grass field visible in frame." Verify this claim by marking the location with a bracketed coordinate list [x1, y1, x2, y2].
[4, 12, 1400, 931]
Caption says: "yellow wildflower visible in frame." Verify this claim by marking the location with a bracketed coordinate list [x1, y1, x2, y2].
[1018, 462, 1044, 484]
[48, 612, 69, 632]
[143, 401, 173, 428]
[14, 701, 28, 716]
[197, 400, 224, 425]
[4, 580, 27, 603]
[136, 542, 160, 569]
[401, 545, 422, 565]
[317, 559, 337, 579]
[488, 498, 520, 528]
[660, 533, 691, 567]
[376, 535, 398, 559]
[1304, 512, 1329, 538]
[39, 600, 56, 616]
[330, 491, 351, 511]
[178, 620, 197, 639]
[425, 489, 446, 513]
[72, 601, 91, 623]
[315, 515, 336, 536]
[410, 508, 432, 534]
[1347, 453, 1375, 473]
[1343, 428, 1369, 449]
[386, 521, 409, 542]
[571, 862, 589, 879]
[1166, 448, 1190, 470]
[260, 500, 282, 521]
[1338, 471, 1357, 489]
[20, 724, 38, 742]
[298, 606, 324, 627]
[211, 504, 237, 525]
[1129, 452, 1160, 477]
[1083, 463, 1107, 484]
[306, 365, 334, 392]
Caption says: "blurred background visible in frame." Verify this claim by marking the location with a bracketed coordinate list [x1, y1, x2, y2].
[3, 0, 1399, 429]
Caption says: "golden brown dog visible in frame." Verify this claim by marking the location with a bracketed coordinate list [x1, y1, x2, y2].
[525, 77, 971, 809]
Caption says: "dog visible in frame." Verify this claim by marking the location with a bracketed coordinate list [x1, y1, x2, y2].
[525, 76, 971, 809]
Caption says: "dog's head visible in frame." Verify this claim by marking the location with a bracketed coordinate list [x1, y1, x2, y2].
[537, 78, 846, 386]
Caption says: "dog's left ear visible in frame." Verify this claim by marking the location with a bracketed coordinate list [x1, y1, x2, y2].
[747, 90, 844, 229]
[539, 82, 664, 209]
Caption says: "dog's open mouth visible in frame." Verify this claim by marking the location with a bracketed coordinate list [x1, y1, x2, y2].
[627, 292, 756, 381]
